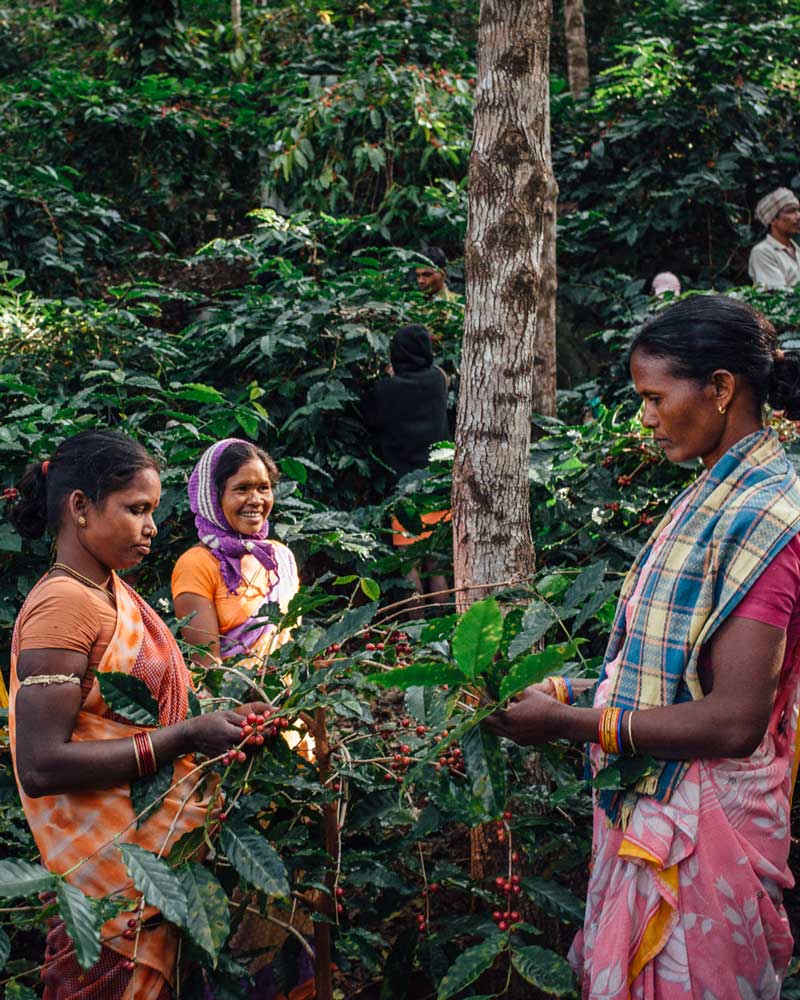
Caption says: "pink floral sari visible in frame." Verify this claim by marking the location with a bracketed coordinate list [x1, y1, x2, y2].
[570, 502, 800, 999]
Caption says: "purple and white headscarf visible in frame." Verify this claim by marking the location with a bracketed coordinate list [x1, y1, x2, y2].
[188, 438, 280, 597]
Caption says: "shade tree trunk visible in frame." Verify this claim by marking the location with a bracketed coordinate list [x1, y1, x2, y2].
[453, 0, 556, 607]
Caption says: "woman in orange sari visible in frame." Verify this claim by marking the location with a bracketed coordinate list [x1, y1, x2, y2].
[7, 429, 268, 999]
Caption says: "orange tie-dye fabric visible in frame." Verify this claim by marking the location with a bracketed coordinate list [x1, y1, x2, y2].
[9, 572, 219, 1000]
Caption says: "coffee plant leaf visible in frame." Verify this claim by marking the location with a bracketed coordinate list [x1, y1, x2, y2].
[499, 642, 579, 702]
[451, 598, 503, 680]
[55, 879, 103, 970]
[521, 876, 585, 925]
[310, 601, 379, 656]
[562, 561, 608, 612]
[220, 821, 289, 899]
[178, 862, 230, 966]
[5, 983, 38, 1000]
[461, 724, 507, 818]
[130, 763, 175, 828]
[97, 673, 159, 726]
[507, 601, 558, 660]
[511, 944, 577, 996]
[368, 661, 466, 690]
[119, 843, 190, 929]
[0, 926, 10, 972]
[0, 859, 54, 898]
[436, 933, 505, 1000]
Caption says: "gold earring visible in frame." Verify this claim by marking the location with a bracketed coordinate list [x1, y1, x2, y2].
[718, 405, 727, 415]
[78, 516, 87, 527]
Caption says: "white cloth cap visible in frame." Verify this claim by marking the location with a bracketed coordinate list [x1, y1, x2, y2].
[755, 188, 799, 227]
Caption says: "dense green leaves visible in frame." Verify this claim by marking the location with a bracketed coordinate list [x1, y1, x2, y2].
[219, 821, 289, 899]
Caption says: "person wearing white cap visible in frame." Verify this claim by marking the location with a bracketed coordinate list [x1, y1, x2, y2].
[651, 272, 682, 299]
[748, 187, 800, 289]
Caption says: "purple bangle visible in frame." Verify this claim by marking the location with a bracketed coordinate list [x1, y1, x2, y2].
[616, 710, 625, 755]
[563, 678, 575, 705]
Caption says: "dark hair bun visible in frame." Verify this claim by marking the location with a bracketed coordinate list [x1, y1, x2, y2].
[8, 462, 49, 540]
[7, 429, 156, 542]
[769, 352, 800, 420]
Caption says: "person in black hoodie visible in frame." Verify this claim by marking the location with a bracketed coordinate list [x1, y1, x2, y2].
[364, 324, 450, 603]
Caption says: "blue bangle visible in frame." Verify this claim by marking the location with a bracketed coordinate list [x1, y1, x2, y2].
[563, 677, 575, 705]
[616, 710, 625, 755]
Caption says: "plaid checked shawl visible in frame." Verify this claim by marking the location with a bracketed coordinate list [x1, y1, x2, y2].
[598, 428, 800, 826]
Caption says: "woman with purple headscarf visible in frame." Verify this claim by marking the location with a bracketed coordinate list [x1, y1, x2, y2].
[171, 439, 299, 670]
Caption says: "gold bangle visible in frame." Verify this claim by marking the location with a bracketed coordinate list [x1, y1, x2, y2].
[599, 707, 622, 754]
[626, 710, 637, 755]
[132, 736, 143, 777]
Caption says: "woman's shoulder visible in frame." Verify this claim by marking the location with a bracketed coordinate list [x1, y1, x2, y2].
[171, 545, 222, 597]
[24, 573, 105, 606]
[270, 538, 297, 561]
[16, 575, 110, 651]
[174, 544, 219, 570]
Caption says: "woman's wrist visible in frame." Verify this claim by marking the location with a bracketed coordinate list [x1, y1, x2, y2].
[561, 705, 602, 744]
[153, 719, 193, 760]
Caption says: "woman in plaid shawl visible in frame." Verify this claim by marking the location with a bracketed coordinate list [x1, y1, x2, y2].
[489, 296, 800, 999]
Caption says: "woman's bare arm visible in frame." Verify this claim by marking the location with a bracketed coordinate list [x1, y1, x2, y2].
[487, 616, 785, 760]
[174, 592, 222, 667]
[14, 648, 267, 797]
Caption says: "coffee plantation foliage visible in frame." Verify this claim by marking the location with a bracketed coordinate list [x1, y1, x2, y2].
[2, 0, 800, 996]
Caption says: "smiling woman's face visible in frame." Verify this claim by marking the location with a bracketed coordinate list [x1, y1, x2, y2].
[220, 457, 273, 536]
[630, 349, 724, 466]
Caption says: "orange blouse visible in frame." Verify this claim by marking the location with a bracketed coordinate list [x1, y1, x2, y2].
[171, 542, 299, 634]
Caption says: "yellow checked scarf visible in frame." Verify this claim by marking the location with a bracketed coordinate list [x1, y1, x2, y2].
[598, 429, 800, 826]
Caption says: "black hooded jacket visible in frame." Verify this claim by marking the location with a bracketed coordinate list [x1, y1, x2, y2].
[363, 325, 449, 480]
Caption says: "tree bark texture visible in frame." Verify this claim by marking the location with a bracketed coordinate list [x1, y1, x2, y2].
[532, 95, 558, 418]
[453, 0, 555, 607]
[231, 0, 243, 47]
[564, 0, 590, 97]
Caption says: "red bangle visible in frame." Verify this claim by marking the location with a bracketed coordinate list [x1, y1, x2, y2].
[133, 731, 157, 777]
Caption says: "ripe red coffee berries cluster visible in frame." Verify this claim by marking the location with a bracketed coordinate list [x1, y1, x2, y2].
[221, 710, 289, 766]
[434, 742, 463, 776]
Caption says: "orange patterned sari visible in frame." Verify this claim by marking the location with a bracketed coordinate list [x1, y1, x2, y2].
[9, 573, 218, 999]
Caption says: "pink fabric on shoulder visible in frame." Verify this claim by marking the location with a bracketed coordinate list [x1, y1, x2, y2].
[731, 532, 800, 631]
